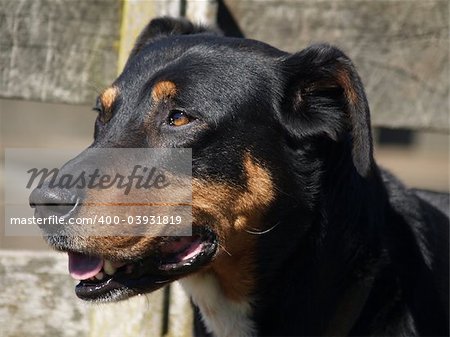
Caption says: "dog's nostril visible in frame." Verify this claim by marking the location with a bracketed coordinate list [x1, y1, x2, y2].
[29, 187, 79, 218]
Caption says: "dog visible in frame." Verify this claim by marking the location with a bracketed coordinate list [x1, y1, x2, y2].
[29, 17, 449, 337]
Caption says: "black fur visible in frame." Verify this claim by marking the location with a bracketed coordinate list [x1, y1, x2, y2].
[35, 17, 450, 336]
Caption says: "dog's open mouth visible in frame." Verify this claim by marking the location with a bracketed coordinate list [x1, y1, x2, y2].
[68, 230, 218, 301]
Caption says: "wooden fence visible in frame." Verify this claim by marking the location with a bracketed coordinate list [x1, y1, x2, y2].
[1, 0, 448, 130]
[0, 250, 192, 337]
[0, 0, 448, 336]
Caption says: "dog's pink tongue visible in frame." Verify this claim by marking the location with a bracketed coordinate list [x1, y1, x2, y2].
[68, 252, 103, 280]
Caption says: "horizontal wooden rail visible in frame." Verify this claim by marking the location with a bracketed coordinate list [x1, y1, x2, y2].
[0, 250, 192, 337]
[0, 0, 448, 130]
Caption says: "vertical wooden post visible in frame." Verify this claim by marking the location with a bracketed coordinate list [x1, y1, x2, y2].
[166, 282, 194, 337]
[185, 0, 218, 25]
[117, 0, 182, 74]
[90, 292, 165, 337]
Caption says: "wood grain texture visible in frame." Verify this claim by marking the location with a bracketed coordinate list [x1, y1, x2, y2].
[90, 292, 164, 337]
[117, 0, 181, 72]
[0, 0, 447, 130]
[167, 281, 194, 337]
[0, 251, 89, 337]
[0, 0, 121, 105]
[186, 0, 218, 25]
[221, 0, 449, 131]
[0, 250, 166, 337]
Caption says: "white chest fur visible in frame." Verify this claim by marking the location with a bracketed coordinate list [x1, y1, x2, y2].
[180, 273, 256, 337]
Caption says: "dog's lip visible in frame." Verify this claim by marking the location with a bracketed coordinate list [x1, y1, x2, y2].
[72, 229, 218, 301]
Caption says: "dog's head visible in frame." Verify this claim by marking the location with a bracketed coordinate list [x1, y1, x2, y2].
[29, 17, 374, 302]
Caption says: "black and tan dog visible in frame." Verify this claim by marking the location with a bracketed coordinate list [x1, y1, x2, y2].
[30, 18, 449, 337]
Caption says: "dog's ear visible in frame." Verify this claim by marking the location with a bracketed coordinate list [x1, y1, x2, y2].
[280, 44, 373, 177]
[129, 17, 220, 60]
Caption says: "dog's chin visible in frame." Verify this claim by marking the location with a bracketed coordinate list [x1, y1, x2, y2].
[47, 228, 218, 302]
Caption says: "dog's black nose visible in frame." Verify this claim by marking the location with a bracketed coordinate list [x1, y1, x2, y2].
[29, 185, 79, 219]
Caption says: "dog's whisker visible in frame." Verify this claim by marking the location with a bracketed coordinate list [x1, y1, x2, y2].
[219, 243, 232, 256]
[245, 222, 280, 235]
[154, 279, 171, 284]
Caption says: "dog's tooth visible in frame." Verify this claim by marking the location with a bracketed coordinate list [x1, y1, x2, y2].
[103, 260, 117, 275]
[95, 272, 104, 280]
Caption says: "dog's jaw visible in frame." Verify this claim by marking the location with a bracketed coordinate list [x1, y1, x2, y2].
[180, 273, 256, 337]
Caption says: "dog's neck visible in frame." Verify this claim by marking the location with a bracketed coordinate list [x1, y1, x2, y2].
[180, 272, 256, 337]
[179, 166, 386, 337]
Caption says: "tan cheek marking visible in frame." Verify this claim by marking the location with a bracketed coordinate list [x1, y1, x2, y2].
[192, 154, 275, 301]
[215, 154, 274, 301]
[235, 153, 275, 218]
[66, 168, 197, 259]
[151, 80, 177, 102]
[191, 154, 274, 229]
[84, 236, 144, 258]
[70, 188, 160, 260]
[191, 180, 250, 301]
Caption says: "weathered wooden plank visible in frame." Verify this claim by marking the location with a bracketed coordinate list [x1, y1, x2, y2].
[185, 0, 218, 25]
[167, 281, 193, 337]
[0, 0, 121, 105]
[117, 0, 181, 72]
[221, 0, 449, 131]
[0, 250, 166, 337]
[0, 0, 184, 104]
[1, 0, 447, 130]
[0, 250, 89, 337]
[90, 292, 164, 337]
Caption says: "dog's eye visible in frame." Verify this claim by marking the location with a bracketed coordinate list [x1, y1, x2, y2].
[167, 110, 191, 127]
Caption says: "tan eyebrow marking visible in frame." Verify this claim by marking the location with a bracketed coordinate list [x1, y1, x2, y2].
[100, 87, 118, 112]
[99, 86, 118, 123]
[151, 80, 177, 102]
